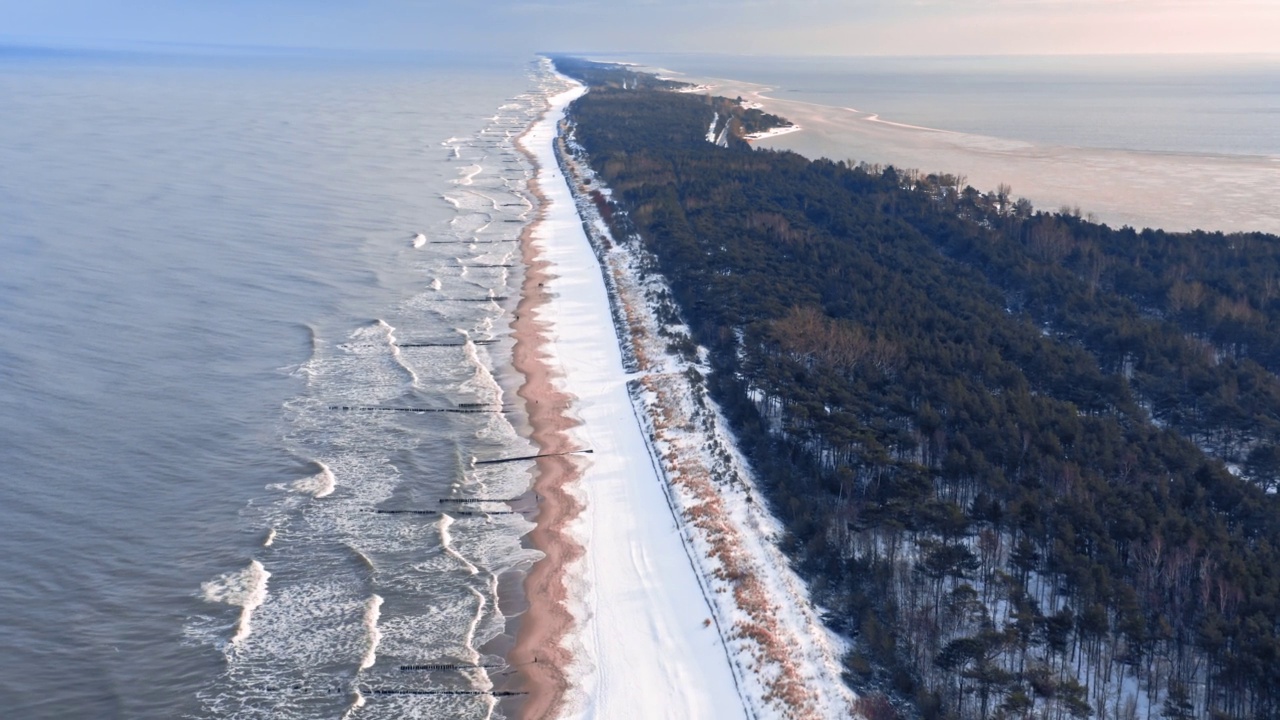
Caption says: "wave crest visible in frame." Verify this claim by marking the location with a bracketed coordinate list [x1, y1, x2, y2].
[290, 461, 336, 498]
[201, 559, 271, 647]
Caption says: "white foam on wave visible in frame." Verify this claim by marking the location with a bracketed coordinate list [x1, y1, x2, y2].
[190, 75, 566, 720]
[311, 320, 428, 409]
[376, 319, 420, 388]
[465, 189, 500, 211]
[341, 689, 366, 720]
[464, 586, 487, 664]
[448, 212, 496, 239]
[442, 137, 465, 158]
[349, 543, 377, 573]
[455, 164, 483, 186]
[292, 325, 323, 381]
[201, 559, 271, 647]
[358, 594, 384, 670]
[460, 336, 502, 405]
[290, 461, 336, 498]
[439, 514, 480, 575]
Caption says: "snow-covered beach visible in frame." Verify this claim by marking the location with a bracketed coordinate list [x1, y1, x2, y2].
[513, 74, 747, 719]
[510, 64, 855, 719]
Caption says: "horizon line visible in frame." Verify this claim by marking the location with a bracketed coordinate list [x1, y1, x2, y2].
[5, 36, 1280, 62]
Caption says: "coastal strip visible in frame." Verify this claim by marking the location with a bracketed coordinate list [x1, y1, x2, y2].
[659, 70, 1280, 235]
[504, 73, 587, 719]
[517, 67, 748, 718]
[548, 61, 856, 717]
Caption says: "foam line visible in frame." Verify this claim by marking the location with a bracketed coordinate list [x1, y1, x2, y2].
[376, 319, 420, 387]
[463, 586, 486, 664]
[439, 514, 480, 575]
[358, 595, 384, 670]
[201, 560, 271, 647]
[291, 461, 336, 498]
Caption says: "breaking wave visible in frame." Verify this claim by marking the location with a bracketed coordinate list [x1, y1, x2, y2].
[358, 594, 384, 670]
[375, 319, 419, 388]
[440, 514, 480, 575]
[189, 60, 572, 719]
[290, 461, 336, 498]
[201, 559, 271, 647]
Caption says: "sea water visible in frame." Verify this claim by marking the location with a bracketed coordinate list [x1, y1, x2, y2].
[636, 54, 1280, 157]
[0, 46, 559, 718]
[627, 53, 1280, 233]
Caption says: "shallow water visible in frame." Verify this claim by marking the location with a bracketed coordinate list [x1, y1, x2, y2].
[0, 46, 555, 718]
[628, 53, 1280, 234]
[635, 54, 1280, 157]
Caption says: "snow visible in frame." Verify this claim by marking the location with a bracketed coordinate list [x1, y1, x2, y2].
[522, 71, 749, 720]
[743, 125, 802, 142]
[537, 69, 858, 719]
[714, 123, 732, 148]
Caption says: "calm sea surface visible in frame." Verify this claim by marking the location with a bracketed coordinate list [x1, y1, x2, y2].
[620, 53, 1280, 233]
[0, 46, 555, 718]
[635, 53, 1280, 157]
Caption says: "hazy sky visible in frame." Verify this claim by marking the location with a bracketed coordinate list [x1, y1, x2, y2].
[4, 0, 1279, 56]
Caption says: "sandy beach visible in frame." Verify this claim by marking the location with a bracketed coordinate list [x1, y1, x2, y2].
[503, 69, 762, 719]
[656, 71, 1280, 235]
[504, 82, 585, 719]
[492, 62, 867, 720]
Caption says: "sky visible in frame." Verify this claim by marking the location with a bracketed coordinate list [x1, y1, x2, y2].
[3, 0, 1279, 56]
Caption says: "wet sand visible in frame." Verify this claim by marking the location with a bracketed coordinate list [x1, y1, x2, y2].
[671, 73, 1280, 235]
[501, 89, 584, 720]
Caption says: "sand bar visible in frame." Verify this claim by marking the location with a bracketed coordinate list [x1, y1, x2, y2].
[662, 71, 1280, 235]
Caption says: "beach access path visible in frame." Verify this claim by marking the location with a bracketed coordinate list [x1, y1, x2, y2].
[519, 80, 749, 719]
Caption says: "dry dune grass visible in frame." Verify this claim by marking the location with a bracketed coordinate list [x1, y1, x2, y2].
[639, 373, 818, 716]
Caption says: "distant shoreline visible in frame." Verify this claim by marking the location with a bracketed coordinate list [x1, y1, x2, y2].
[631, 61, 1280, 235]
